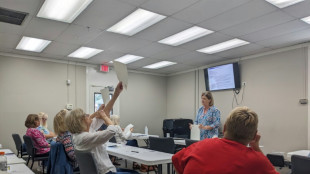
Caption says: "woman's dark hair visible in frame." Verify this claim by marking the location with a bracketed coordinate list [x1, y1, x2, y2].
[25, 114, 39, 128]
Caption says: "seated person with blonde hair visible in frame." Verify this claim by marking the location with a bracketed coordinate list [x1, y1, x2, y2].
[172, 106, 279, 174]
[110, 115, 137, 146]
[53, 109, 78, 169]
[37, 112, 56, 143]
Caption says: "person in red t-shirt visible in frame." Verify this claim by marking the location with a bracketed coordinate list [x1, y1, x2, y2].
[172, 106, 279, 174]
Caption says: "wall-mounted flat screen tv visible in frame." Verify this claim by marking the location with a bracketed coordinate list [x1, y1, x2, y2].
[204, 62, 241, 91]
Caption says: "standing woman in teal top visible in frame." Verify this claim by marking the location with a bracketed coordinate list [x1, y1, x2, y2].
[190, 91, 221, 140]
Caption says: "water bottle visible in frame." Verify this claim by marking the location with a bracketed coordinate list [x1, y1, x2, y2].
[145, 126, 148, 135]
[0, 152, 7, 171]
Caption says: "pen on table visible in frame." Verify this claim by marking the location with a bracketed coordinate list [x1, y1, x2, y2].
[131, 151, 139, 153]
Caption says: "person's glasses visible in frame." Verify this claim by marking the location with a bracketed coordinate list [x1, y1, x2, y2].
[42, 118, 47, 121]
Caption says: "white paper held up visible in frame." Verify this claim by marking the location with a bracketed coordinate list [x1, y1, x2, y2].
[100, 87, 110, 104]
[190, 124, 200, 140]
[113, 61, 128, 89]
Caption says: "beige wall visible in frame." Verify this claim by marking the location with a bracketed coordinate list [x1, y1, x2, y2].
[0, 55, 86, 152]
[167, 47, 308, 154]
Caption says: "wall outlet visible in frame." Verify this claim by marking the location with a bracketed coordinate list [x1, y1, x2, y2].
[66, 104, 73, 110]
[242, 82, 246, 86]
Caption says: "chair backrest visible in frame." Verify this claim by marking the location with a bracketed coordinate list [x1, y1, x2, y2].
[23, 135, 35, 156]
[12, 134, 23, 152]
[291, 155, 310, 174]
[149, 137, 175, 154]
[266, 154, 285, 167]
[75, 150, 98, 174]
[185, 139, 199, 147]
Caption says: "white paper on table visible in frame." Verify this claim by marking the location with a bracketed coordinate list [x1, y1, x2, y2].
[100, 88, 110, 104]
[190, 125, 200, 140]
[113, 61, 128, 90]
[124, 124, 134, 136]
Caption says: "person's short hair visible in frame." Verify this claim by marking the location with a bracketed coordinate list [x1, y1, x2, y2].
[65, 108, 86, 134]
[201, 91, 214, 106]
[25, 114, 39, 128]
[225, 106, 258, 143]
[54, 109, 68, 135]
[110, 115, 120, 125]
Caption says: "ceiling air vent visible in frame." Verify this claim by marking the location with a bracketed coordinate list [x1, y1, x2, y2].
[0, 7, 28, 25]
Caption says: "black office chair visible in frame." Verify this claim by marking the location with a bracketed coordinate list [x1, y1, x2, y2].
[291, 155, 310, 174]
[75, 150, 98, 174]
[23, 135, 49, 174]
[148, 137, 176, 174]
[185, 139, 199, 147]
[12, 134, 28, 158]
[266, 154, 290, 169]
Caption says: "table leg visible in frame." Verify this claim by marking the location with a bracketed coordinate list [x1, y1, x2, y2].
[158, 164, 162, 174]
[167, 163, 170, 174]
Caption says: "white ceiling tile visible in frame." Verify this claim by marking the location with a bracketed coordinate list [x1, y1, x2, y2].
[199, 0, 277, 31]
[117, 0, 149, 6]
[0, 47, 13, 53]
[55, 24, 102, 45]
[134, 18, 192, 41]
[180, 32, 233, 51]
[86, 31, 129, 50]
[240, 20, 310, 42]
[167, 51, 222, 67]
[23, 18, 69, 40]
[42, 42, 79, 56]
[74, 0, 136, 30]
[85, 50, 124, 64]
[126, 57, 163, 69]
[0, 15, 32, 35]
[153, 63, 196, 74]
[0, 0, 42, 16]
[108, 37, 152, 53]
[132, 42, 171, 57]
[257, 29, 310, 48]
[0, 33, 21, 49]
[220, 11, 295, 37]
[11, 49, 43, 57]
[150, 47, 190, 60]
[172, 0, 253, 24]
[282, 0, 310, 18]
[141, 0, 200, 16]
[216, 44, 271, 58]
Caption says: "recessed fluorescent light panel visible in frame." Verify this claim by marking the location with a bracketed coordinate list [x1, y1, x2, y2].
[114, 54, 144, 64]
[301, 16, 310, 24]
[158, 26, 213, 46]
[68, 47, 103, 59]
[107, 8, 166, 36]
[37, 0, 93, 23]
[197, 39, 249, 54]
[16, 36, 51, 52]
[143, 61, 176, 69]
[265, 0, 304, 8]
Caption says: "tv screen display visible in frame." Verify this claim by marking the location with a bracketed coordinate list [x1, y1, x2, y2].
[204, 62, 241, 91]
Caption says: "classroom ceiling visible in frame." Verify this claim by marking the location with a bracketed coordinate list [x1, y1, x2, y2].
[1, 0, 310, 75]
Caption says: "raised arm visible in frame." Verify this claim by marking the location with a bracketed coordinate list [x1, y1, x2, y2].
[103, 82, 123, 116]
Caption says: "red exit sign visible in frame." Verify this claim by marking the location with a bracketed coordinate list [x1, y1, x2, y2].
[100, 65, 109, 72]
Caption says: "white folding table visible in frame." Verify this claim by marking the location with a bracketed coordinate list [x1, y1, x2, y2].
[106, 142, 173, 174]
[287, 150, 310, 161]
